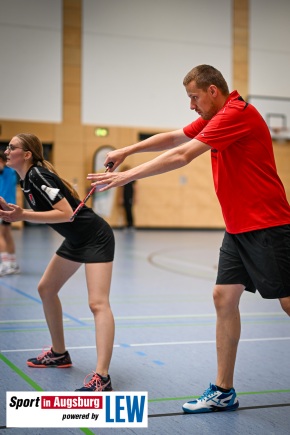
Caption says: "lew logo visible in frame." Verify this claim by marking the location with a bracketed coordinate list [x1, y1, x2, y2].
[105, 395, 146, 424]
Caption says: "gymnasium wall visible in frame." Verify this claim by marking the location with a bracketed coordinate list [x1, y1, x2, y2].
[0, 0, 289, 229]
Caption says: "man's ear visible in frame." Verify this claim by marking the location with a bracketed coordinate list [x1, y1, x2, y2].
[208, 85, 217, 96]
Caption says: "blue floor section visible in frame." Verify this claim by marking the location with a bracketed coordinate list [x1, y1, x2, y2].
[1, 226, 290, 434]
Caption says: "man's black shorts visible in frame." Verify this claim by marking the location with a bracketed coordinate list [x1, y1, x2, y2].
[216, 225, 290, 299]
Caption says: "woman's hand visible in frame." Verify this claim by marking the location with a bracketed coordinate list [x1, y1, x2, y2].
[0, 201, 24, 222]
[0, 196, 13, 211]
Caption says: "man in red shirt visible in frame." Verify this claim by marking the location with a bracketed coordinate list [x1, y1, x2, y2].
[88, 65, 290, 413]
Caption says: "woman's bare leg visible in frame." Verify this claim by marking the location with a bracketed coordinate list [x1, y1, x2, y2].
[38, 254, 82, 353]
[85, 262, 114, 376]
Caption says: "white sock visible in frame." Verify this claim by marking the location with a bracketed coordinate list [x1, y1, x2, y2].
[0, 252, 10, 266]
[8, 254, 17, 266]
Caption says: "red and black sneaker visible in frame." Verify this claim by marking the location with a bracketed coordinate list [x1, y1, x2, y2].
[75, 372, 113, 391]
[27, 347, 72, 368]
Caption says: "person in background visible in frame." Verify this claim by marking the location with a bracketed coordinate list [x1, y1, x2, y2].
[0, 151, 20, 276]
[118, 165, 137, 229]
[0, 134, 115, 392]
[87, 64, 290, 413]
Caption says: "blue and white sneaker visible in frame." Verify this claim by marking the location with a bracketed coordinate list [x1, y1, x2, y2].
[182, 383, 239, 413]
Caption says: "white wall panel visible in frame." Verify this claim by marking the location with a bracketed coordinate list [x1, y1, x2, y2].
[249, 0, 290, 97]
[0, 0, 62, 122]
[2, 1, 290, 128]
[82, 0, 232, 129]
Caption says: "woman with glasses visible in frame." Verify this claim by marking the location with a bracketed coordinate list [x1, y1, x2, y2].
[0, 133, 115, 392]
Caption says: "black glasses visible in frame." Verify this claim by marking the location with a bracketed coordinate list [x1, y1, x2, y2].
[6, 144, 28, 152]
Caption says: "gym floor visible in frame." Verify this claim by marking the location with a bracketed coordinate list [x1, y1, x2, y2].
[1, 226, 290, 434]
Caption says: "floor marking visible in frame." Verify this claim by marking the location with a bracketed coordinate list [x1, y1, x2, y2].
[0, 282, 45, 304]
[2, 312, 285, 322]
[81, 312, 286, 321]
[1, 352, 290, 425]
[0, 318, 69, 324]
[148, 403, 290, 417]
[0, 346, 165, 367]
[2, 336, 290, 354]
[0, 281, 87, 326]
[152, 360, 165, 366]
[149, 254, 216, 271]
[0, 352, 97, 435]
[116, 336, 290, 347]
[1, 345, 120, 353]
[149, 389, 290, 403]
[1, 318, 288, 333]
[0, 352, 44, 391]
[148, 252, 217, 279]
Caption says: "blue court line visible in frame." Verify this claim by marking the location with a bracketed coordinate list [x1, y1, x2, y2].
[0, 280, 87, 326]
[152, 360, 165, 366]
[120, 343, 166, 366]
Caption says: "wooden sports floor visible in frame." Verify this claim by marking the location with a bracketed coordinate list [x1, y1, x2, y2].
[1, 226, 290, 434]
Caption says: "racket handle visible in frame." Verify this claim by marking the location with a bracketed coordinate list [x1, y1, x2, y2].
[69, 162, 114, 222]
[69, 202, 84, 222]
[69, 186, 96, 222]
[106, 161, 114, 170]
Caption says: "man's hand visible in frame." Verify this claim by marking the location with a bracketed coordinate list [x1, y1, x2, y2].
[87, 170, 131, 192]
[103, 149, 127, 171]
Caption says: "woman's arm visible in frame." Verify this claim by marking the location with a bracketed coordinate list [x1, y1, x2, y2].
[0, 197, 73, 224]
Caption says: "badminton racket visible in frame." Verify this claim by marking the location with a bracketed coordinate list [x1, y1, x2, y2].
[69, 162, 114, 222]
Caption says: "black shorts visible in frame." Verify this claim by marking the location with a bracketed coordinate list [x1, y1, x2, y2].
[56, 221, 115, 263]
[216, 225, 290, 299]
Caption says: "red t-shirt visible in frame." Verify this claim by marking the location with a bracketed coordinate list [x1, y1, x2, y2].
[183, 90, 290, 233]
